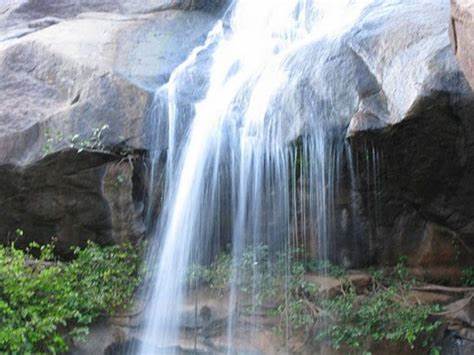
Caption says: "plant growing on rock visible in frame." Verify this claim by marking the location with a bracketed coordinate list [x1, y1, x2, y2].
[42, 128, 65, 157]
[317, 283, 442, 351]
[187, 247, 444, 353]
[42, 124, 112, 157]
[314, 258, 443, 352]
[69, 124, 110, 153]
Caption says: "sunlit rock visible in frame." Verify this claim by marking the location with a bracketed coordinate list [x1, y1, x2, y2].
[0, 6, 218, 165]
[451, 0, 474, 88]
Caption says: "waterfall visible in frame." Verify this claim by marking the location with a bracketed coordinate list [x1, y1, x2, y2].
[139, 0, 375, 353]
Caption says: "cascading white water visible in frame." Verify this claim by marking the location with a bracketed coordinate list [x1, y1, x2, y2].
[140, 0, 375, 353]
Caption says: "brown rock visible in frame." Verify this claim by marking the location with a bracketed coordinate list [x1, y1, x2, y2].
[304, 271, 372, 298]
[407, 290, 455, 305]
[451, 0, 474, 88]
[445, 296, 474, 328]
[0, 149, 147, 255]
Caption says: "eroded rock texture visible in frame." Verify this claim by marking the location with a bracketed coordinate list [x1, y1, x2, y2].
[0, 150, 147, 254]
[451, 0, 474, 88]
[0, 0, 224, 248]
[162, 0, 474, 271]
[0, 5, 220, 165]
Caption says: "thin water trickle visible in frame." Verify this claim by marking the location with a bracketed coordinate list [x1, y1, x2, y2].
[139, 1, 376, 353]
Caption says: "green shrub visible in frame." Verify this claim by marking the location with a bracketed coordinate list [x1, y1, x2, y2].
[318, 284, 442, 350]
[461, 267, 474, 286]
[0, 242, 142, 354]
[188, 247, 443, 352]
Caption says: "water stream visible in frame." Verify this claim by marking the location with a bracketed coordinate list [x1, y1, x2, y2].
[140, 0, 375, 353]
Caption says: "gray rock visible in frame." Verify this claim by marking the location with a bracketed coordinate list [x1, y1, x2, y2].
[164, 0, 474, 268]
[451, 0, 474, 88]
[0, 8, 217, 165]
[0, 1, 219, 251]
[267, 0, 463, 140]
[0, 0, 226, 33]
[283, 0, 474, 268]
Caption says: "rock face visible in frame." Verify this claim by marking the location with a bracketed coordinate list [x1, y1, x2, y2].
[339, 0, 474, 269]
[164, 0, 474, 270]
[0, 5, 220, 166]
[451, 0, 474, 88]
[0, 1, 225, 248]
[86, 281, 474, 355]
[293, 0, 474, 269]
[0, 0, 471, 272]
[0, 150, 147, 254]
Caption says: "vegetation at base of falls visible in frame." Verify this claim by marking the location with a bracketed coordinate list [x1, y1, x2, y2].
[0, 241, 143, 354]
[187, 251, 232, 296]
[316, 260, 442, 352]
[188, 249, 443, 353]
[461, 267, 474, 286]
[188, 245, 317, 308]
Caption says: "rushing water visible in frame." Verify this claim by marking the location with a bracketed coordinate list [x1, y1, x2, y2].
[139, 0, 376, 353]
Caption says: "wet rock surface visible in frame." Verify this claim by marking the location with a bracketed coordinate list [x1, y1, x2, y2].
[80, 277, 474, 355]
[163, 0, 474, 270]
[1, 0, 470, 269]
[294, 0, 474, 269]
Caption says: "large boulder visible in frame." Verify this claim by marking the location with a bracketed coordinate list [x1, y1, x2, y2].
[165, 0, 474, 270]
[0, 149, 147, 254]
[0, 1, 226, 38]
[312, 0, 474, 269]
[0, 2, 221, 248]
[265, 0, 474, 269]
[451, 0, 474, 88]
[339, 0, 474, 269]
[0, 8, 218, 165]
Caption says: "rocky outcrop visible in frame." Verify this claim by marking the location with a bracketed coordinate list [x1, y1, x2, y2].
[293, 0, 474, 269]
[0, 6, 219, 165]
[451, 0, 474, 88]
[0, 149, 147, 254]
[84, 279, 474, 355]
[164, 0, 474, 270]
[343, 0, 474, 269]
[0, 1, 225, 248]
[0, 0, 471, 272]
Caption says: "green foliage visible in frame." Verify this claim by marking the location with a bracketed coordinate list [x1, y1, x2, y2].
[42, 129, 64, 157]
[0, 242, 142, 354]
[317, 258, 442, 352]
[188, 246, 313, 307]
[318, 285, 441, 350]
[70, 124, 110, 153]
[188, 252, 232, 296]
[42, 125, 111, 157]
[461, 267, 474, 286]
[305, 259, 347, 278]
[189, 247, 443, 352]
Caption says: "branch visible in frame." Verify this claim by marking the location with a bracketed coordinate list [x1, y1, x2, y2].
[412, 285, 474, 294]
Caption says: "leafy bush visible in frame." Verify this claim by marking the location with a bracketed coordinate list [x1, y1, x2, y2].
[188, 252, 232, 296]
[0, 242, 142, 354]
[318, 285, 441, 350]
[314, 258, 442, 351]
[188, 247, 443, 352]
